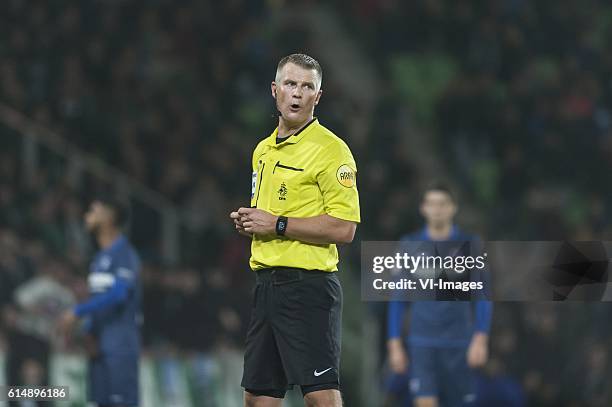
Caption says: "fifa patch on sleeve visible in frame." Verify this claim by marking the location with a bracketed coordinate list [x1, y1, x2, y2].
[251, 171, 257, 198]
[336, 164, 356, 188]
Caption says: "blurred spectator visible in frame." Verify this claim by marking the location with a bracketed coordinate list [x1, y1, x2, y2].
[3, 254, 75, 390]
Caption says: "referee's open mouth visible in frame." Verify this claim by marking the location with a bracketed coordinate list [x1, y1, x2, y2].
[289, 103, 301, 112]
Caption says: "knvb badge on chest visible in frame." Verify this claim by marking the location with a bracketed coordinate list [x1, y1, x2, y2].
[278, 182, 287, 200]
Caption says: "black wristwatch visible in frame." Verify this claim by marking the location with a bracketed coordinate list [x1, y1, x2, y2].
[276, 216, 288, 236]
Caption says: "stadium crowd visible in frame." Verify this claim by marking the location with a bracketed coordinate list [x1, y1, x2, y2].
[1, 0, 612, 405]
[339, 0, 612, 239]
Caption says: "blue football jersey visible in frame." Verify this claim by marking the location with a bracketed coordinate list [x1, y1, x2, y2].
[77, 235, 142, 355]
[388, 226, 492, 347]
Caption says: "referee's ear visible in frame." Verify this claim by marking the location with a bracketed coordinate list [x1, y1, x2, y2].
[314, 88, 322, 106]
[271, 81, 277, 99]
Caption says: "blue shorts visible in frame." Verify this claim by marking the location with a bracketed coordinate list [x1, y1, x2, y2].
[89, 355, 139, 406]
[409, 345, 476, 407]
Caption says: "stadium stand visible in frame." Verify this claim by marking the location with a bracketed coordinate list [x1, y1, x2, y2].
[1, 1, 611, 406]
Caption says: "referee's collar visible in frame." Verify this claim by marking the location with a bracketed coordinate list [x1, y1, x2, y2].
[268, 117, 318, 147]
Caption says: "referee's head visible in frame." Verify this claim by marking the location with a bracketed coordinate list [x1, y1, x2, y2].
[275, 54, 322, 89]
[272, 53, 323, 127]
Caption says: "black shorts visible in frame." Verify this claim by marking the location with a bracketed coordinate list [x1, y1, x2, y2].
[241, 267, 343, 397]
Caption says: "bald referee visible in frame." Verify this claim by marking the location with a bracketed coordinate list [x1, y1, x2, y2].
[230, 54, 360, 407]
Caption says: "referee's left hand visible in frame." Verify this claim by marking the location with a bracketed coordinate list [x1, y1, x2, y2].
[230, 210, 253, 237]
[235, 207, 277, 235]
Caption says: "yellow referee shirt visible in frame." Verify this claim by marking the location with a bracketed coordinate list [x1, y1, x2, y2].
[249, 118, 360, 272]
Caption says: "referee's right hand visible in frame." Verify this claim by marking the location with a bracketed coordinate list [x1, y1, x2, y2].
[230, 210, 253, 238]
[387, 338, 409, 374]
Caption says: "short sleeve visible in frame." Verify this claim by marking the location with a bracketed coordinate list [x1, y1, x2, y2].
[315, 140, 361, 222]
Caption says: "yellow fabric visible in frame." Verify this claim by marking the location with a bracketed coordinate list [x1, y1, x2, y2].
[249, 118, 360, 271]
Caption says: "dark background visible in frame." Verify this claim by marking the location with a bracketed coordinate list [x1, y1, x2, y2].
[1, 0, 611, 406]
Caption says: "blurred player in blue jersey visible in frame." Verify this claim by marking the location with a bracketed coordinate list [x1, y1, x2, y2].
[59, 196, 142, 407]
[387, 183, 492, 407]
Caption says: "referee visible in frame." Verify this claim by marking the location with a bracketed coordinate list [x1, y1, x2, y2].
[230, 53, 360, 407]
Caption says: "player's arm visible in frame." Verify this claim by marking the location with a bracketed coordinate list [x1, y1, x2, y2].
[387, 300, 408, 373]
[474, 300, 493, 334]
[72, 278, 131, 317]
[386, 237, 415, 373]
[58, 279, 129, 334]
[467, 300, 492, 368]
[59, 263, 135, 332]
[467, 236, 493, 367]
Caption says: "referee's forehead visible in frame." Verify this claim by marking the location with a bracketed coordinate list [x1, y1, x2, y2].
[277, 63, 321, 86]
